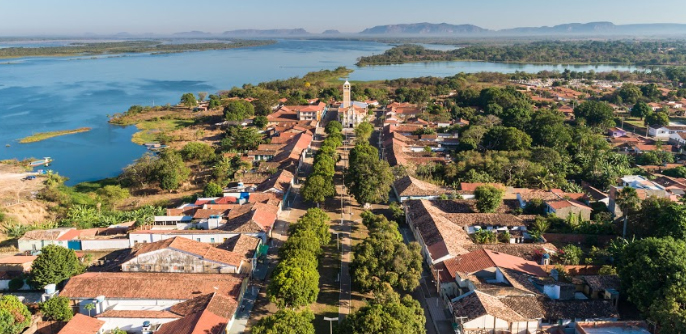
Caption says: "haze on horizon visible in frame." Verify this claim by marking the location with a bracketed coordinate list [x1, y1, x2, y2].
[0, 0, 684, 36]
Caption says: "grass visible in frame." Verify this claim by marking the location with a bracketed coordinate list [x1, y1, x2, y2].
[131, 119, 195, 145]
[72, 178, 120, 193]
[18, 127, 91, 143]
[311, 239, 342, 333]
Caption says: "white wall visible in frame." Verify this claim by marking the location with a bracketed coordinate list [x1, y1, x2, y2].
[18, 240, 67, 252]
[0, 279, 30, 291]
[100, 317, 178, 332]
[81, 239, 129, 251]
[463, 315, 510, 332]
[129, 231, 263, 247]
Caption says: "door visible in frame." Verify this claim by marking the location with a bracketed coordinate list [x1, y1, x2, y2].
[67, 240, 82, 250]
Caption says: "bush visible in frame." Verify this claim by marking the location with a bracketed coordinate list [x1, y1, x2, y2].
[40, 296, 73, 321]
[8, 277, 25, 291]
[0, 295, 31, 334]
[474, 185, 504, 213]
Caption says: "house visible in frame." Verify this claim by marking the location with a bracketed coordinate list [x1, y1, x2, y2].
[58, 314, 105, 334]
[608, 175, 677, 215]
[451, 291, 541, 334]
[120, 237, 253, 274]
[60, 272, 247, 333]
[669, 131, 686, 146]
[0, 255, 36, 273]
[392, 175, 453, 202]
[578, 275, 621, 301]
[17, 228, 76, 252]
[545, 199, 592, 221]
[129, 230, 257, 247]
[606, 127, 626, 138]
[648, 125, 686, 138]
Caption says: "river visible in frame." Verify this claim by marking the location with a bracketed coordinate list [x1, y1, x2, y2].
[0, 39, 639, 185]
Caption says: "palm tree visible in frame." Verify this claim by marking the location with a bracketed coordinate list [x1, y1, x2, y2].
[616, 187, 640, 238]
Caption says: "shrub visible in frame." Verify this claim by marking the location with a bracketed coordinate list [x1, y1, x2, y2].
[40, 296, 73, 321]
[8, 277, 25, 291]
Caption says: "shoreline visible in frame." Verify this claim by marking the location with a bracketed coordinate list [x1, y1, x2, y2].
[19, 127, 92, 143]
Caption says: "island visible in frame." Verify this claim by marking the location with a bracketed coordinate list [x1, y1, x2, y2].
[0, 39, 276, 59]
[356, 40, 686, 66]
[19, 127, 91, 143]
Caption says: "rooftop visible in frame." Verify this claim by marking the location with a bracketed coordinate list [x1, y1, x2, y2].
[57, 314, 105, 334]
[125, 236, 246, 267]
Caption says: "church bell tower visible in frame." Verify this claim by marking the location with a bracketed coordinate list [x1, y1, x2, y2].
[342, 80, 351, 108]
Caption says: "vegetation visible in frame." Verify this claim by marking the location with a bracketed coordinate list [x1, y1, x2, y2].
[0, 295, 31, 334]
[180, 93, 198, 108]
[28, 245, 84, 289]
[340, 284, 426, 334]
[351, 212, 422, 293]
[251, 309, 316, 334]
[18, 127, 91, 143]
[119, 150, 190, 192]
[0, 39, 276, 59]
[474, 185, 504, 213]
[221, 126, 264, 152]
[224, 100, 255, 121]
[301, 128, 341, 205]
[344, 141, 393, 204]
[40, 296, 73, 321]
[357, 41, 686, 66]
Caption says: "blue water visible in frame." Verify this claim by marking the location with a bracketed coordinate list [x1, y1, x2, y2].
[0, 39, 639, 185]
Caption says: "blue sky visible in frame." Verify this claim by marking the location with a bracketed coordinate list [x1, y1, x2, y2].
[0, 0, 681, 36]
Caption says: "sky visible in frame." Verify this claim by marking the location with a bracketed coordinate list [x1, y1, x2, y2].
[0, 0, 683, 36]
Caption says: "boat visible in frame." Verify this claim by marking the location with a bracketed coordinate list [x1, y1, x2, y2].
[29, 157, 52, 167]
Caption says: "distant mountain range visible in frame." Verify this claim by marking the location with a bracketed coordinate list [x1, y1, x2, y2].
[222, 29, 309, 36]
[360, 23, 487, 35]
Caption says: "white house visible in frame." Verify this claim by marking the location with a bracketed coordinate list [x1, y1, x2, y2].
[648, 125, 686, 138]
[128, 230, 261, 247]
[451, 291, 541, 334]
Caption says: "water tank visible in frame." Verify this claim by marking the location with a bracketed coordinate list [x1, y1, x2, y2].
[95, 295, 106, 303]
[143, 321, 151, 327]
[44, 284, 56, 294]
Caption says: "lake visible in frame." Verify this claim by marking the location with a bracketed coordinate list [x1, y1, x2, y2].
[0, 39, 639, 185]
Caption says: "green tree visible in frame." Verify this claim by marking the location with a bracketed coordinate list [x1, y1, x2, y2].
[224, 100, 255, 121]
[203, 182, 224, 197]
[312, 155, 336, 178]
[28, 245, 84, 289]
[482, 126, 532, 151]
[290, 208, 331, 246]
[474, 185, 504, 213]
[252, 309, 315, 334]
[280, 230, 323, 259]
[95, 185, 130, 208]
[527, 109, 572, 150]
[354, 121, 374, 143]
[180, 93, 198, 108]
[618, 237, 686, 329]
[221, 126, 263, 152]
[616, 187, 640, 238]
[559, 244, 583, 265]
[325, 120, 343, 135]
[156, 150, 191, 192]
[253, 115, 269, 129]
[267, 257, 319, 308]
[119, 153, 159, 189]
[631, 101, 652, 119]
[644, 111, 670, 127]
[574, 101, 615, 128]
[340, 285, 426, 334]
[344, 143, 394, 204]
[617, 83, 643, 105]
[301, 174, 335, 206]
[180, 142, 216, 162]
[39, 296, 73, 321]
[0, 295, 31, 334]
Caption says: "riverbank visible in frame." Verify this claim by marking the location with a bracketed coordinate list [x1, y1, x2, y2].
[0, 39, 276, 59]
[19, 127, 91, 143]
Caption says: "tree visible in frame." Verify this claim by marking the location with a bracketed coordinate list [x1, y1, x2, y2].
[474, 185, 503, 213]
[221, 126, 263, 152]
[84, 302, 95, 317]
[618, 237, 686, 329]
[267, 257, 319, 308]
[663, 166, 686, 178]
[290, 208, 331, 246]
[119, 153, 159, 189]
[482, 126, 532, 151]
[180, 93, 198, 108]
[617, 83, 643, 105]
[95, 185, 130, 208]
[344, 143, 394, 204]
[631, 101, 652, 119]
[280, 230, 322, 259]
[325, 120, 343, 135]
[616, 187, 639, 238]
[559, 244, 583, 265]
[574, 101, 615, 128]
[527, 109, 572, 150]
[340, 285, 426, 334]
[312, 155, 336, 178]
[28, 245, 84, 289]
[644, 111, 670, 127]
[301, 174, 335, 206]
[0, 295, 31, 334]
[224, 100, 255, 121]
[354, 121, 374, 143]
[251, 309, 315, 334]
[198, 92, 208, 102]
[180, 142, 216, 162]
[40, 296, 73, 321]
[253, 115, 269, 129]
[351, 213, 422, 292]
[156, 150, 191, 192]
[203, 182, 224, 197]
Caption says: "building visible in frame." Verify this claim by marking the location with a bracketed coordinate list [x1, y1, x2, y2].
[575, 321, 650, 334]
[545, 199, 593, 221]
[451, 291, 541, 334]
[60, 272, 247, 333]
[608, 175, 677, 215]
[339, 81, 368, 128]
[0, 255, 36, 273]
[392, 175, 453, 202]
[120, 237, 255, 274]
[58, 314, 105, 334]
[648, 125, 686, 138]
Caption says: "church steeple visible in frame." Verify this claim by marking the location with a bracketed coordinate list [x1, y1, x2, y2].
[342, 80, 351, 108]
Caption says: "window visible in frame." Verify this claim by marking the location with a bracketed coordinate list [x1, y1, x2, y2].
[196, 238, 201, 242]
[211, 238, 215, 243]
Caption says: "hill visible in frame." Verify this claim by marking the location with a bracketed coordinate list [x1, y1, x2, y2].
[223, 29, 310, 36]
[360, 23, 488, 35]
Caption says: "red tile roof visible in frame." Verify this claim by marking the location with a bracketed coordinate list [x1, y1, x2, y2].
[58, 314, 105, 334]
[126, 237, 246, 267]
[157, 293, 237, 334]
[442, 249, 547, 278]
[0, 256, 36, 264]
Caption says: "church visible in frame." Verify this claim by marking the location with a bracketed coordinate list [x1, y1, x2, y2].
[338, 81, 368, 128]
